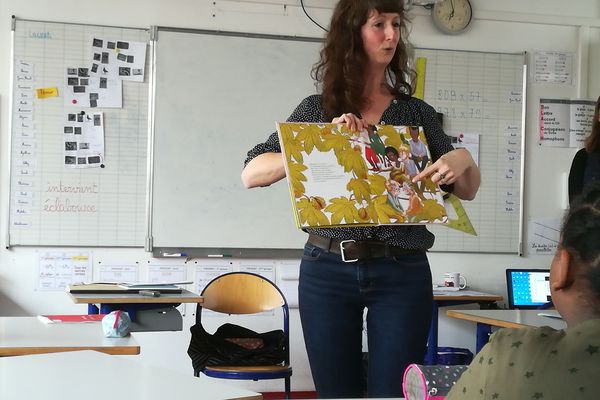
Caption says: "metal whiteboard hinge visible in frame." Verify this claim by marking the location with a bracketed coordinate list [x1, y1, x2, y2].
[145, 236, 153, 252]
[150, 26, 158, 41]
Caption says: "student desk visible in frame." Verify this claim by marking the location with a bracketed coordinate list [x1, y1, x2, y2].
[0, 317, 139, 356]
[0, 350, 262, 400]
[447, 309, 566, 353]
[69, 289, 203, 332]
[426, 291, 502, 365]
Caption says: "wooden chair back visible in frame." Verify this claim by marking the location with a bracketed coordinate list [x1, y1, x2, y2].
[201, 272, 285, 314]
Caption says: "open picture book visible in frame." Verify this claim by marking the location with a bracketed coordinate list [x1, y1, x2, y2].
[277, 122, 449, 229]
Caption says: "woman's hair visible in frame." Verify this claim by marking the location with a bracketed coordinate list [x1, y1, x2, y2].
[561, 181, 600, 304]
[312, 0, 414, 120]
[585, 96, 600, 152]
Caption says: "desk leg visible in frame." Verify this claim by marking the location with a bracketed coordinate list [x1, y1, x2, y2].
[424, 301, 439, 365]
[476, 323, 491, 353]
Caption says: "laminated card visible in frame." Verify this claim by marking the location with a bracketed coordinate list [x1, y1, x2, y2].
[277, 123, 448, 229]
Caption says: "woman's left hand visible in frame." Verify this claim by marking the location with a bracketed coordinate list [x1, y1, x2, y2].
[412, 148, 474, 186]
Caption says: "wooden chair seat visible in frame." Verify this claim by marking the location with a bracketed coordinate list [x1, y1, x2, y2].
[205, 364, 293, 373]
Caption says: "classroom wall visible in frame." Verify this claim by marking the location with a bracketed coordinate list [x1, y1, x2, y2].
[1, 0, 599, 393]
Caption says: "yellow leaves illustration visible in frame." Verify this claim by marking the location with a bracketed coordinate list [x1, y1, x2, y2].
[378, 125, 405, 150]
[337, 147, 368, 179]
[321, 128, 348, 151]
[347, 178, 371, 203]
[367, 174, 387, 196]
[281, 133, 304, 164]
[288, 162, 307, 197]
[422, 177, 439, 193]
[325, 197, 359, 225]
[295, 124, 324, 154]
[412, 198, 447, 223]
[278, 122, 447, 228]
[297, 197, 330, 226]
[368, 195, 404, 224]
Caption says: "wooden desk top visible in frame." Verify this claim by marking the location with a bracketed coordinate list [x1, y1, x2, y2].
[68, 288, 203, 304]
[447, 309, 566, 330]
[434, 290, 503, 302]
[0, 317, 140, 356]
[0, 351, 262, 400]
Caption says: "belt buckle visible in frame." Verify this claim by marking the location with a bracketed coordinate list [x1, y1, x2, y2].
[339, 240, 358, 263]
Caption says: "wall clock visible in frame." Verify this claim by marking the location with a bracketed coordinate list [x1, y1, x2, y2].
[431, 0, 473, 34]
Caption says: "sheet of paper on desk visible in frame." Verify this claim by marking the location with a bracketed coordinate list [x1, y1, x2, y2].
[433, 289, 494, 296]
[120, 281, 192, 288]
[67, 282, 184, 293]
[433, 285, 460, 292]
[453, 290, 496, 296]
[37, 314, 107, 323]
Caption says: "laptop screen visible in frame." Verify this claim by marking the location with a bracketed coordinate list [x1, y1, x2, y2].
[506, 269, 551, 309]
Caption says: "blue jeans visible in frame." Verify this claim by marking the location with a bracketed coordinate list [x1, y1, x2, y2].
[298, 242, 433, 398]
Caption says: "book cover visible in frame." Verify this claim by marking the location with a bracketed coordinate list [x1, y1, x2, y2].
[37, 314, 107, 323]
[277, 122, 448, 229]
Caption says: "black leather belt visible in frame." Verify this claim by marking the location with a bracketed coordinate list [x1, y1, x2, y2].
[307, 234, 421, 262]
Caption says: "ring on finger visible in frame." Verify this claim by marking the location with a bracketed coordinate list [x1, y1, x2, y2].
[437, 171, 446, 180]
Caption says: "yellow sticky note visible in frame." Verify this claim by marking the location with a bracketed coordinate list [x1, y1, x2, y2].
[36, 87, 59, 99]
[414, 57, 427, 100]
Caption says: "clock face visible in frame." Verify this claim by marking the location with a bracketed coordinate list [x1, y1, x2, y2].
[432, 0, 473, 34]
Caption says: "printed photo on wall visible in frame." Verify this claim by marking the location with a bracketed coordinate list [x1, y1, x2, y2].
[64, 66, 122, 108]
[63, 111, 105, 169]
[89, 37, 147, 82]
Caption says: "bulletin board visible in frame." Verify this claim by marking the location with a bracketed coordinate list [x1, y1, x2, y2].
[148, 29, 525, 255]
[7, 18, 150, 246]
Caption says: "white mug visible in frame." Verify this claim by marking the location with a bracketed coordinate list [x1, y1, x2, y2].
[443, 272, 467, 289]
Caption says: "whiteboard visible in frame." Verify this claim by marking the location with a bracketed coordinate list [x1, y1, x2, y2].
[416, 49, 526, 253]
[149, 28, 525, 255]
[8, 19, 149, 246]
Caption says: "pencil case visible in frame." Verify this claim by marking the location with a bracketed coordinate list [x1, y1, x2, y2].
[403, 364, 468, 400]
[102, 310, 131, 337]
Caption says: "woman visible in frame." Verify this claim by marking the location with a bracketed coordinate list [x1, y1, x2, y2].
[568, 96, 600, 203]
[446, 182, 600, 400]
[242, 0, 480, 397]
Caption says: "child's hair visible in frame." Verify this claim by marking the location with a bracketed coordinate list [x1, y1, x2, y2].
[561, 181, 600, 304]
[385, 146, 399, 156]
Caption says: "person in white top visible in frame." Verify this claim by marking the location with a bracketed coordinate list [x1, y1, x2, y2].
[408, 125, 429, 171]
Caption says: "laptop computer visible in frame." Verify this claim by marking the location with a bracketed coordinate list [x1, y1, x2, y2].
[506, 268, 551, 309]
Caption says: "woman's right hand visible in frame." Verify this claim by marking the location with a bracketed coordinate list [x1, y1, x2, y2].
[332, 113, 368, 132]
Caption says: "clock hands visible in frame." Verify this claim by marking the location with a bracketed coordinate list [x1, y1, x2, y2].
[448, 0, 455, 21]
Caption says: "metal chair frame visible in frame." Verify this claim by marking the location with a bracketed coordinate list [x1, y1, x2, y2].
[196, 272, 292, 399]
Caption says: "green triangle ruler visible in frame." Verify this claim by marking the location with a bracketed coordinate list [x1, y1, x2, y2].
[443, 193, 477, 236]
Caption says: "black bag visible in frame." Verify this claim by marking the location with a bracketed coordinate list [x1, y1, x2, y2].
[188, 322, 286, 375]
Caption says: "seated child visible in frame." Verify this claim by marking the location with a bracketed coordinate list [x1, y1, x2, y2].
[447, 182, 600, 400]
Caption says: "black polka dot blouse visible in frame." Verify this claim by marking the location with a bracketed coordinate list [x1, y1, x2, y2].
[244, 94, 455, 250]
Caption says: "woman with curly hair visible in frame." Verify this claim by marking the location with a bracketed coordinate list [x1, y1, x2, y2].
[242, 0, 480, 397]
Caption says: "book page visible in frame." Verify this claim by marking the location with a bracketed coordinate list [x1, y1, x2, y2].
[278, 123, 448, 229]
